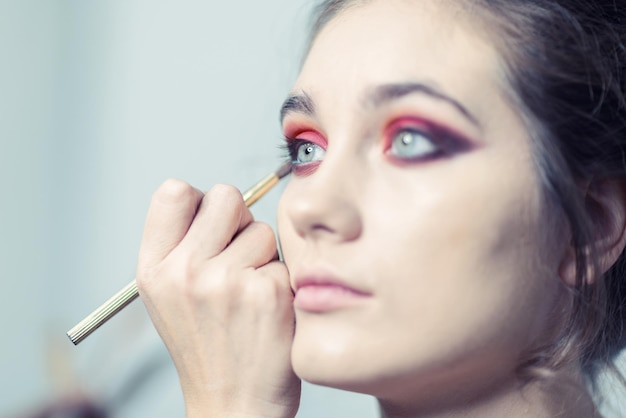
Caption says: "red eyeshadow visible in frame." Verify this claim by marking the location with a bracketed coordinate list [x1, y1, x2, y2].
[291, 161, 322, 177]
[385, 117, 436, 136]
[283, 123, 328, 148]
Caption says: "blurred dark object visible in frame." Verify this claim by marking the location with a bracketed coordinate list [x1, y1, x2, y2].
[14, 395, 107, 418]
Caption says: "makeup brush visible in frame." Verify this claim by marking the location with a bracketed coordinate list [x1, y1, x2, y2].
[67, 161, 292, 345]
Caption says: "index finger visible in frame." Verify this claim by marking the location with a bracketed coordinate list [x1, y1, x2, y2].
[179, 184, 254, 259]
[138, 179, 204, 269]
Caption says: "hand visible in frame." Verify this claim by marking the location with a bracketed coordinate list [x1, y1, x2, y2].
[136, 180, 300, 418]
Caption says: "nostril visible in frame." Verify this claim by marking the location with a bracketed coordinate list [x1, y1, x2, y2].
[310, 222, 336, 233]
[290, 197, 363, 242]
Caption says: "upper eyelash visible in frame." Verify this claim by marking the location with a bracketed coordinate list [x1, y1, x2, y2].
[279, 137, 322, 164]
[386, 122, 471, 157]
[277, 138, 296, 162]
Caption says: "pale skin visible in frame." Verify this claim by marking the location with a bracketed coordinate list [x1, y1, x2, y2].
[135, 0, 626, 417]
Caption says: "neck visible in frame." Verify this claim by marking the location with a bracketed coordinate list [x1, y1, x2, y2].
[377, 371, 598, 418]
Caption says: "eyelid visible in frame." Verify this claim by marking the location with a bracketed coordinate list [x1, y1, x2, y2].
[385, 117, 438, 137]
[284, 126, 328, 149]
[383, 116, 474, 154]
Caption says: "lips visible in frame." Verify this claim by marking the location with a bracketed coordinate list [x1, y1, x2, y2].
[293, 271, 372, 312]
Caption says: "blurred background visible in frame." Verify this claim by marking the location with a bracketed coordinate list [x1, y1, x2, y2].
[0, 1, 624, 417]
[0, 0, 377, 416]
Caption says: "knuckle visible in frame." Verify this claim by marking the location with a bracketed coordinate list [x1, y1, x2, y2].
[136, 253, 199, 295]
[206, 184, 243, 206]
[265, 263, 292, 293]
[153, 179, 197, 204]
[241, 275, 277, 308]
[166, 254, 197, 281]
[250, 222, 277, 246]
[253, 221, 275, 236]
[204, 184, 246, 221]
[193, 260, 239, 298]
[241, 264, 292, 312]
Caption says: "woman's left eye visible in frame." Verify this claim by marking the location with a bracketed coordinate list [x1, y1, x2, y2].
[388, 129, 439, 160]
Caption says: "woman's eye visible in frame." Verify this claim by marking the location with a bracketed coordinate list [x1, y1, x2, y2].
[389, 129, 439, 160]
[291, 141, 326, 165]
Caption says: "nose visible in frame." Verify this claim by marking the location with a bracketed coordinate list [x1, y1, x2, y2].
[281, 156, 363, 244]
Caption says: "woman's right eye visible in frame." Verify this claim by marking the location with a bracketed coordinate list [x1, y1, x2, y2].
[288, 140, 326, 165]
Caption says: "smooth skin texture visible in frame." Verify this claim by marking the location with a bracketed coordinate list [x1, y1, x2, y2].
[277, 0, 595, 416]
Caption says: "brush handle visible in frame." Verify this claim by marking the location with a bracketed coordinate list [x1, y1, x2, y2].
[67, 280, 139, 345]
[67, 169, 283, 345]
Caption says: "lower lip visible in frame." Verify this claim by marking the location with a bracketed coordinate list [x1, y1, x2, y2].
[294, 284, 370, 312]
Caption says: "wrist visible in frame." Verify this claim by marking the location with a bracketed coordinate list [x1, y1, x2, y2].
[184, 393, 299, 418]
[185, 405, 298, 418]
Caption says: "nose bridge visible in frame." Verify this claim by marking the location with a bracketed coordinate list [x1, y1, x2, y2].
[285, 142, 364, 242]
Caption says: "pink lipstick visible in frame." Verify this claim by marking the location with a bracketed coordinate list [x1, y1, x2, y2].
[294, 275, 371, 312]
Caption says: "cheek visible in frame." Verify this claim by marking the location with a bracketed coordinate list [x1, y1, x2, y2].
[368, 153, 555, 334]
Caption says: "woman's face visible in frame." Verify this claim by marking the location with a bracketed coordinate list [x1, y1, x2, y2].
[277, 0, 566, 404]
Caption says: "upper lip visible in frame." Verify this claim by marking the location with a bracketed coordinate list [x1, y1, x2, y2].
[293, 266, 372, 296]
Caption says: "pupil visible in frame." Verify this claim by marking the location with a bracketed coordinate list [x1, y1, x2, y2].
[401, 133, 413, 146]
[306, 146, 313, 154]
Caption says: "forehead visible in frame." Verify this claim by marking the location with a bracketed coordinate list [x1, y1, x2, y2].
[294, 0, 504, 121]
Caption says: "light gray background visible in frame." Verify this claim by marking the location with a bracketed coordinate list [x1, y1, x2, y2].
[0, 1, 623, 417]
[0, 1, 377, 416]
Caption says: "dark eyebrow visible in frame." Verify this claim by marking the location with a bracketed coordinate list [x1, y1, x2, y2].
[280, 92, 315, 124]
[279, 82, 480, 129]
[369, 82, 481, 128]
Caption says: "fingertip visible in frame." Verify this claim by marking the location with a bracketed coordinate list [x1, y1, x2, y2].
[204, 183, 254, 229]
[205, 183, 243, 203]
[220, 221, 279, 268]
[251, 221, 280, 263]
[251, 221, 277, 241]
[153, 178, 203, 207]
[140, 179, 204, 268]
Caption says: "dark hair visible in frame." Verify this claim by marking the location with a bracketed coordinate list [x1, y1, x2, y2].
[467, 0, 626, 383]
[307, 0, 626, 387]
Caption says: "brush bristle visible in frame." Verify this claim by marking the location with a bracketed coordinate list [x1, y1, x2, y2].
[275, 161, 293, 179]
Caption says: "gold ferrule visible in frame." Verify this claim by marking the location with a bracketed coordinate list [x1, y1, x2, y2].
[241, 173, 279, 207]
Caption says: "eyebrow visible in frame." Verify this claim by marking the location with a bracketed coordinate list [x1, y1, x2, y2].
[370, 82, 480, 128]
[279, 82, 480, 129]
[280, 92, 315, 123]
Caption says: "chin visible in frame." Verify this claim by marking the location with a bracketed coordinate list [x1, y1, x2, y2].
[291, 334, 373, 392]
[290, 335, 409, 397]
